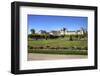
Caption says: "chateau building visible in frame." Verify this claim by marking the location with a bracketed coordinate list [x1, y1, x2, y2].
[50, 28, 84, 36]
[37, 28, 85, 36]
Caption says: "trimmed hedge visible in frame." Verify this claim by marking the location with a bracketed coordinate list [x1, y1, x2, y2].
[28, 49, 88, 55]
[28, 46, 87, 50]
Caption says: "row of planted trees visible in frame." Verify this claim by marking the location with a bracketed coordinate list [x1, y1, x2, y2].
[28, 34, 87, 41]
[28, 34, 59, 40]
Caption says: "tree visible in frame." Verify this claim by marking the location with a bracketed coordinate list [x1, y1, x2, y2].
[69, 35, 73, 41]
[63, 27, 66, 37]
[30, 29, 35, 34]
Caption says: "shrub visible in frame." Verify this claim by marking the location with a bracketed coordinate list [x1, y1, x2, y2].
[83, 47, 88, 50]
[28, 46, 33, 49]
[39, 46, 44, 49]
[46, 46, 50, 49]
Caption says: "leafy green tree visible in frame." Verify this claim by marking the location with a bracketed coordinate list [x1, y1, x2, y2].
[30, 29, 35, 34]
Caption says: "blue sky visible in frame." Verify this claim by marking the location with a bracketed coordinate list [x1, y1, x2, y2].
[28, 15, 88, 33]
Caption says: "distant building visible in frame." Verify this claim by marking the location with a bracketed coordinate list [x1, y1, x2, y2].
[37, 27, 85, 35]
[38, 30, 48, 34]
[49, 31, 61, 36]
[50, 28, 84, 35]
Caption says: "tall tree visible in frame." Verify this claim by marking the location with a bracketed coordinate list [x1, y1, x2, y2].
[63, 27, 66, 37]
[30, 29, 35, 34]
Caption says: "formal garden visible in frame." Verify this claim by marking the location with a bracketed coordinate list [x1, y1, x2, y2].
[28, 29, 88, 55]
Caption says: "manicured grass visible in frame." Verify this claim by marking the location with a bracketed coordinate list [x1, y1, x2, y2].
[28, 49, 87, 55]
[28, 38, 87, 48]
[28, 38, 88, 55]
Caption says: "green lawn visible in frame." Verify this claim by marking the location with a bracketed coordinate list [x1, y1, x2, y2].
[28, 38, 88, 55]
[28, 38, 87, 48]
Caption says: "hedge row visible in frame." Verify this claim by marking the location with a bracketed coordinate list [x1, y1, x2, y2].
[28, 49, 88, 55]
[28, 46, 88, 50]
[28, 34, 87, 40]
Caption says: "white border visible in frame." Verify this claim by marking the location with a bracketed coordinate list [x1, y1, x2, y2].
[20, 6, 95, 70]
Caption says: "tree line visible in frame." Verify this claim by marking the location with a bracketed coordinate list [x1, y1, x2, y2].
[29, 29, 87, 40]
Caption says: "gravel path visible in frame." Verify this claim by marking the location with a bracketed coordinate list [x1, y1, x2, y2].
[28, 53, 87, 61]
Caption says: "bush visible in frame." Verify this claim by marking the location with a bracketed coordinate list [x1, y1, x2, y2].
[39, 46, 44, 49]
[83, 47, 88, 50]
[46, 46, 50, 49]
[28, 46, 33, 49]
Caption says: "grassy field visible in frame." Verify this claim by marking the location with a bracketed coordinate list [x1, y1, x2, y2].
[28, 38, 87, 48]
[28, 38, 88, 55]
